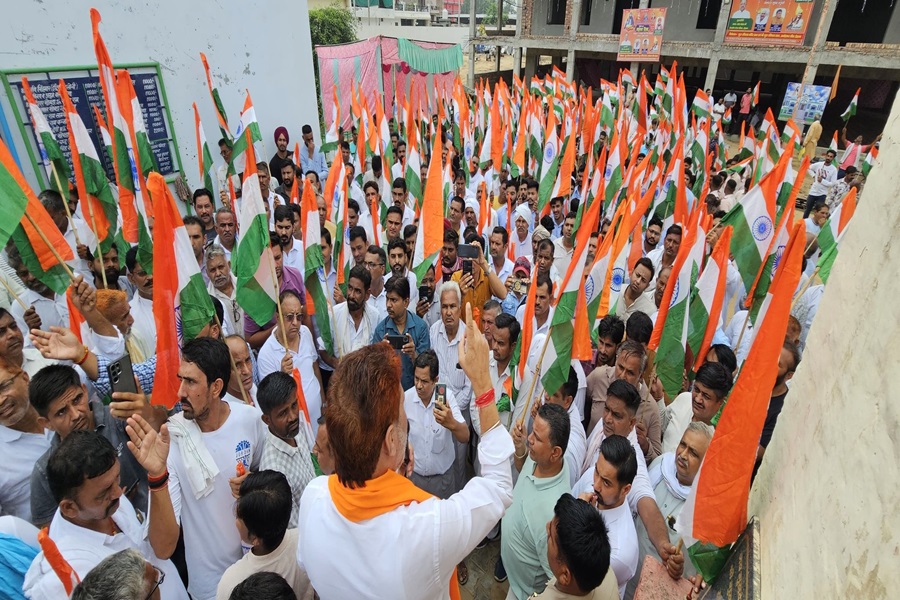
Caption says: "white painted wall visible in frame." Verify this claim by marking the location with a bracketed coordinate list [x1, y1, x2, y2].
[748, 93, 900, 596]
[0, 0, 318, 193]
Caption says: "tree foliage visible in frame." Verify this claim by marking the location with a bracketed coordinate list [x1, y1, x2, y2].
[309, 6, 357, 131]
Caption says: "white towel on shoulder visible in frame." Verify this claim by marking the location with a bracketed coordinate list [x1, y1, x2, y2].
[167, 413, 219, 499]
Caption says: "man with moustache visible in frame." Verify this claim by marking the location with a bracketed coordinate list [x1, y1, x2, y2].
[207, 245, 245, 337]
[192, 188, 217, 242]
[213, 208, 238, 262]
[258, 372, 317, 528]
[322, 265, 379, 367]
[29, 364, 166, 528]
[165, 337, 266, 600]
[126, 247, 156, 361]
[22, 430, 188, 599]
[223, 335, 259, 410]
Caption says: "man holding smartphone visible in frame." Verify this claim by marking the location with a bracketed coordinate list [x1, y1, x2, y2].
[371, 277, 430, 391]
[451, 235, 508, 327]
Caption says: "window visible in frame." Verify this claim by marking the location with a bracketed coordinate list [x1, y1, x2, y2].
[612, 0, 642, 34]
[696, 0, 722, 29]
[582, 0, 593, 26]
[548, 0, 567, 25]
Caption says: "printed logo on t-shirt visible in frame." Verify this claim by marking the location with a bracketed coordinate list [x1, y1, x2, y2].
[235, 440, 252, 469]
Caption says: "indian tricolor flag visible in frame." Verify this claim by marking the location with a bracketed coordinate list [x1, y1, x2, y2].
[193, 102, 217, 195]
[90, 9, 137, 242]
[861, 146, 878, 178]
[676, 221, 805, 581]
[650, 215, 705, 399]
[200, 52, 232, 145]
[537, 108, 560, 215]
[229, 91, 262, 177]
[816, 186, 856, 275]
[300, 182, 334, 355]
[119, 70, 159, 177]
[412, 135, 444, 284]
[147, 172, 214, 409]
[538, 163, 604, 396]
[828, 131, 839, 155]
[718, 145, 789, 294]
[841, 87, 860, 122]
[603, 128, 625, 217]
[59, 80, 117, 254]
[691, 88, 711, 120]
[687, 226, 733, 371]
[0, 137, 69, 295]
[21, 78, 70, 195]
[322, 87, 340, 155]
[751, 81, 760, 106]
[234, 133, 278, 326]
[405, 104, 423, 210]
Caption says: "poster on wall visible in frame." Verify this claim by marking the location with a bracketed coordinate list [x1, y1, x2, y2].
[725, 0, 814, 46]
[778, 82, 831, 124]
[617, 8, 666, 62]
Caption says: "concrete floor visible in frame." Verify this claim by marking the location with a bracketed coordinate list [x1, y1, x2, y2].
[458, 537, 510, 600]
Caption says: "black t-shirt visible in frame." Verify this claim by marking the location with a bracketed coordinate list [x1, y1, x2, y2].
[759, 391, 788, 449]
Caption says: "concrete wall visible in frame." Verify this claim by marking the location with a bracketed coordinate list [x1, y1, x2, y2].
[579, 0, 618, 35]
[883, 5, 900, 44]
[653, 0, 716, 43]
[0, 0, 318, 194]
[748, 93, 900, 597]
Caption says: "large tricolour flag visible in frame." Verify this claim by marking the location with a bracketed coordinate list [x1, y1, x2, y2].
[234, 132, 278, 326]
[300, 182, 334, 355]
[229, 91, 263, 176]
[59, 80, 117, 254]
[676, 220, 805, 581]
[147, 172, 214, 409]
[21, 78, 70, 195]
[687, 226, 733, 371]
[539, 174, 603, 395]
[412, 134, 445, 284]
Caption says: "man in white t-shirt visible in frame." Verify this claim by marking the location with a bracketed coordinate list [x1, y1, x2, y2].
[166, 337, 267, 600]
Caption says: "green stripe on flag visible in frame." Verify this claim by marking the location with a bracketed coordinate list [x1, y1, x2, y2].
[235, 213, 277, 326]
[11, 226, 71, 296]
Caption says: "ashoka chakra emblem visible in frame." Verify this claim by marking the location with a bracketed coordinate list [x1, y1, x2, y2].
[752, 215, 773, 241]
[610, 267, 626, 292]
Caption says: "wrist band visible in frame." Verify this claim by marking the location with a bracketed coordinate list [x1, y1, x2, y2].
[148, 471, 169, 491]
[147, 470, 168, 484]
[474, 389, 495, 408]
[74, 345, 90, 366]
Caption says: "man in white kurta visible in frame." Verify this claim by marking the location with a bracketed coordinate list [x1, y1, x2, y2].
[297, 311, 515, 600]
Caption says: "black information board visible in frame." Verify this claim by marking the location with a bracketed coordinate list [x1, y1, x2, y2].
[9, 68, 177, 186]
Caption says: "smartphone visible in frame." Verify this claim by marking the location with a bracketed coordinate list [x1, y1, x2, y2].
[385, 334, 407, 349]
[435, 383, 447, 407]
[418, 285, 433, 303]
[106, 353, 138, 402]
[458, 244, 479, 260]
[513, 278, 530, 295]
[462, 260, 473, 276]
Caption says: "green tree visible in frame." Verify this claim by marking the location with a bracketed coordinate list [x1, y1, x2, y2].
[309, 6, 357, 130]
[483, 0, 509, 27]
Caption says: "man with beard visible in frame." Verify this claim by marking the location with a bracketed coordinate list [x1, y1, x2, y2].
[126, 247, 156, 360]
[414, 264, 442, 328]
[441, 229, 462, 282]
[642, 217, 663, 256]
[322, 265, 379, 366]
[258, 372, 317, 528]
[576, 435, 639, 597]
[275, 161, 299, 201]
[646, 225, 681, 285]
[348, 226, 368, 269]
[269, 126, 292, 186]
[386, 239, 419, 305]
[95, 289, 150, 363]
[275, 205, 303, 272]
[626, 422, 714, 598]
[615, 257, 656, 323]
[192, 188, 217, 242]
[595, 315, 625, 369]
[207, 245, 244, 337]
[7, 244, 71, 338]
[390, 178, 415, 227]
[28, 364, 165, 527]
[184, 216, 211, 285]
[22, 430, 188, 599]
[213, 208, 238, 262]
[165, 337, 267, 600]
[372, 276, 430, 391]
[0, 355, 51, 522]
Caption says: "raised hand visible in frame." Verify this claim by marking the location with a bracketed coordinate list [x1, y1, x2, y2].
[30, 326, 82, 361]
[125, 414, 169, 478]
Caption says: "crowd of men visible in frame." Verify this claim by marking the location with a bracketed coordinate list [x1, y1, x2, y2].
[0, 108, 853, 600]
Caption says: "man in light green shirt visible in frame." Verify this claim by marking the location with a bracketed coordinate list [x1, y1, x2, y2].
[501, 403, 572, 599]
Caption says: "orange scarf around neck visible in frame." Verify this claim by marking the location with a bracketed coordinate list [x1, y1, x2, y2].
[328, 470, 461, 600]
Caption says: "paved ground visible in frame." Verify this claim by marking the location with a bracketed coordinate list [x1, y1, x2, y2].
[458, 537, 510, 600]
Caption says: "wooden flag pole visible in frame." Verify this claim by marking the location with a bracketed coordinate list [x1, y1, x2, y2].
[49, 163, 81, 247]
[22, 213, 76, 281]
[0, 275, 30, 312]
[266, 249, 289, 356]
[791, 266, 820, 311]
[515, 328, 553, 429]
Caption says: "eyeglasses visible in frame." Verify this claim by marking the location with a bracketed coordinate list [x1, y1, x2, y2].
[283, 313, 303, 323]
[145, 565, 165, 599]
[365, 261, 385, 269]
[0, 372, 22, 395]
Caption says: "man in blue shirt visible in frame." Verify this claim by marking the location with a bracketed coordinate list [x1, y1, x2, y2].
[299, 124, 329, 183]
[371, 276, 430, 390]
